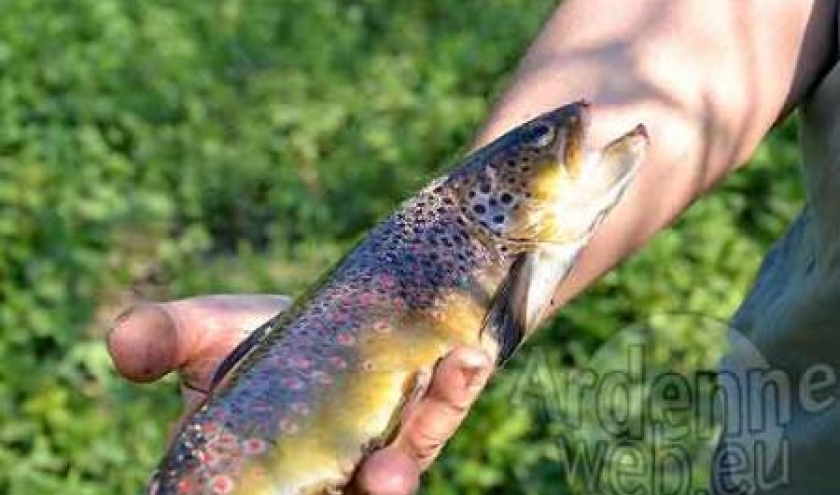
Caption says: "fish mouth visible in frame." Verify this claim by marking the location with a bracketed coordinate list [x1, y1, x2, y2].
[589, 123, 648, 196]
[559, 121, 648, 211]
[555, 101, 647, 191]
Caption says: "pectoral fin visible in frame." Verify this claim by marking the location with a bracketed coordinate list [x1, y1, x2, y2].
[482, 240, 586, 364]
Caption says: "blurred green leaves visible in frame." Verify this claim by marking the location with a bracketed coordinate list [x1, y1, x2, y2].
[0, 1, 803, 494]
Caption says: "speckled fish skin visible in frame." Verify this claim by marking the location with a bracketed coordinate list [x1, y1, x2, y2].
[148, 101, 648, 495]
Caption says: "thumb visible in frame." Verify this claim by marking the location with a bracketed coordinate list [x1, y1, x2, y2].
[106, 302, 181, 383]
[106, 295, 291, 387]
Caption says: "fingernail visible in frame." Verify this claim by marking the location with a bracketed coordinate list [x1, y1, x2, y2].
[107, 306, 137, 340]
[459, 351, 491, 392]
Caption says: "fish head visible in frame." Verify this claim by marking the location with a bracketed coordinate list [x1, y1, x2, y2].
[457, 101, 648, 248]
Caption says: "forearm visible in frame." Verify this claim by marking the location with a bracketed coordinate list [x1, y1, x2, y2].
[475, 0, 836, 309]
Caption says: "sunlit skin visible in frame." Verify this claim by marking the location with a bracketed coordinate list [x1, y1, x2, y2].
[109, 0, 836, 493]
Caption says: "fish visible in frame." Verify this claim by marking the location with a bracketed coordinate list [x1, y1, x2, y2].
[148, 101, 648, 495]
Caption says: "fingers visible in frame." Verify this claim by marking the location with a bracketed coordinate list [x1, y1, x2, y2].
[110, 300, 491, 495]
[394, 347, 492, 469]
[351, 448, 419, 495]
[353, 347, 492, 495]
[107, 295, 291, 390]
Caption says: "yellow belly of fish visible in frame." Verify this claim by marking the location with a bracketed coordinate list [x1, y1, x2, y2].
[242, 292, 492, 495]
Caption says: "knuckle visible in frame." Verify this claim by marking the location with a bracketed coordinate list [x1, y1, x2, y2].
[410, 430, 444, 463]
[440, 397, 471, 416]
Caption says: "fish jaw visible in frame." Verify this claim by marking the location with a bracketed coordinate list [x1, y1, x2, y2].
[542, 123, 648, 244]
[477, 120, 648, 359]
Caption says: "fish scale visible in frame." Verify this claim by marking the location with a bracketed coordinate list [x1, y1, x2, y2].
[149, 101, 648, 495]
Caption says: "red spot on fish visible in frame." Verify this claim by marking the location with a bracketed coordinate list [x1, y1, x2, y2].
[282, 376, 305, 390]
[288, 355, 312, 369]
[246, 467, 267, 483]
[242, 438, 267, 455]
[177, 479, 194, 494]
[197, 450, 214, 464]
[336, 332, 355, 346]
[372, 322, 391, 334]
[209, 432, 240, 455]
[210, 475, 235, 494]
[328, 356, 347, 369]
[376, 274, 396, 288]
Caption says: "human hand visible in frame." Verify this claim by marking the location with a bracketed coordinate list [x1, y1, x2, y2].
[107, 295, 492, 495]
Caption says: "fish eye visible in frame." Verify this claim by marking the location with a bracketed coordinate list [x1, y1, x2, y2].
[529, 123, 554, 148]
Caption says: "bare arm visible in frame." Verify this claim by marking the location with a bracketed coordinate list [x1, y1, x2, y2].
[476, 0, 837, 309]
[110, 2, 837, 494]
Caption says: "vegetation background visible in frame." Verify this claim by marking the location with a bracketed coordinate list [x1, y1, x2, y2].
[0, 1, 804, 494]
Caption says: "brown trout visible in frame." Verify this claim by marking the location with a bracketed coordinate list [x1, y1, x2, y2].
[149, 101, 647, 495]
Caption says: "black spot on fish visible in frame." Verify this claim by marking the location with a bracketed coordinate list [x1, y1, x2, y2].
[473, 204, 487, 214]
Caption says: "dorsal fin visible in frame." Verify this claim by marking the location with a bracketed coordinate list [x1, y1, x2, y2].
[208, 313, 281, 392]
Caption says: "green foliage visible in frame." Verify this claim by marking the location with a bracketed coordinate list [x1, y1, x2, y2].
[0, 1, 803, 494]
